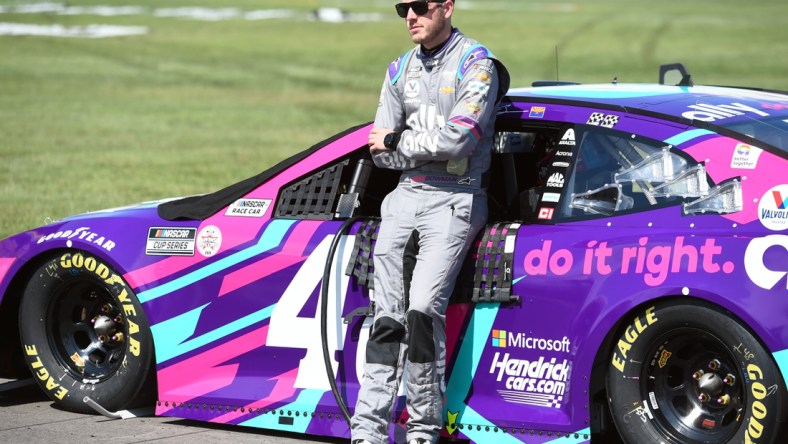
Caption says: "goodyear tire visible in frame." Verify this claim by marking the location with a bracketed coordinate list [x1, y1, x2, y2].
[607, 300, 787, 443]
[18, 251, 155, 413]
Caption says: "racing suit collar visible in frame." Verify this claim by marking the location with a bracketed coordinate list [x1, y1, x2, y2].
[420, 27, 458, 58]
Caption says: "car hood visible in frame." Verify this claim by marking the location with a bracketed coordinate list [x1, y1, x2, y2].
[0, 197, 199, 287]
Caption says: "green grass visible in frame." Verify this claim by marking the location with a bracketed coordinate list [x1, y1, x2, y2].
[1, 0, 787, 237]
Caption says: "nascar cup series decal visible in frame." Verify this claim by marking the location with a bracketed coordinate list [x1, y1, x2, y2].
[146, 227, 196, 256]
[758, 185, 788, 231]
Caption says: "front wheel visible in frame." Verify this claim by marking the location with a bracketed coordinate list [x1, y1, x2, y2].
[19, 251, 155, 413]
[607, 300, 787, 443]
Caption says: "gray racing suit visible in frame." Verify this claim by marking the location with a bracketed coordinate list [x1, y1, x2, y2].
[351, 28, 509, 444]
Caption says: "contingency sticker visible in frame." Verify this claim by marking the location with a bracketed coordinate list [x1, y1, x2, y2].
[529, 106, 546, 118]
[730, 143, 763, 169]
[197, 225, 222, 257]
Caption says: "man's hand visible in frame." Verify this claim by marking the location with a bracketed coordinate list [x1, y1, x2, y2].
[369, 127, 394, 154]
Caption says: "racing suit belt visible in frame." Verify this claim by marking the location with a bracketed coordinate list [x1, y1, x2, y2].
[399, 170, 490, 189]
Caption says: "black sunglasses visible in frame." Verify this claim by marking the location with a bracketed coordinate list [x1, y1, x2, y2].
[395, 1, 446, 19]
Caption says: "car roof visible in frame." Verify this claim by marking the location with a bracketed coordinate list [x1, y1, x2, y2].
[506, 83, 788, 124]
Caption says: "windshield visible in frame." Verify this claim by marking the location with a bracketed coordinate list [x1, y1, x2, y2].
[720, 115, 788, 151]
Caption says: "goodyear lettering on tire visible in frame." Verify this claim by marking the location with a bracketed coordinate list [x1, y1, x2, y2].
[745, 363, 768, 444]
[59, 252, 141, 357]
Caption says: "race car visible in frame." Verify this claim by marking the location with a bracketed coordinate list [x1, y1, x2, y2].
[0, 64, 786, 443]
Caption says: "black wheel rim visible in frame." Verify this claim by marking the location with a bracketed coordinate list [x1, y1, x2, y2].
[642, 328, 743, 443]
[46, 280, 127, 380]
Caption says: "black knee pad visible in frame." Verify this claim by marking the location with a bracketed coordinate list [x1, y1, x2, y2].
[407, 310, 435, 363]
[366, 317, 406, 366]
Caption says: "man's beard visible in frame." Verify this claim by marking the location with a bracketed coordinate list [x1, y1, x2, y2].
[411, 14, 447, 47]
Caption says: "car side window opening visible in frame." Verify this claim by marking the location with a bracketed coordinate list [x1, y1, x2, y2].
[560, 126, 704, 219]
[274, 149, 401, 220]
[487, 121, 717, 222]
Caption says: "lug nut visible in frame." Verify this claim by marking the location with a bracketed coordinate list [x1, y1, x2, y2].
[698, 393, 711, 403]
[693, 370, 705, 380]
[100, 304, 112, 313]
[717, 394, 731, 405]
[98, 334, 108, 343]
[111, 332, 124, 342]
[708, 359, 721, 370]
[723, 374, 736, 386]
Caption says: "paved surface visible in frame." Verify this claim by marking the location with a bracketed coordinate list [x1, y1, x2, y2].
[0, 378, 345, 444]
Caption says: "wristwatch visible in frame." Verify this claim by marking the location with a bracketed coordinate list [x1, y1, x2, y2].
[383, 131, 401, 149]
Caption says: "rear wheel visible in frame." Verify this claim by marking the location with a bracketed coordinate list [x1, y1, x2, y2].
[19, 251, 154, 413]
[607, 300, 786, 443]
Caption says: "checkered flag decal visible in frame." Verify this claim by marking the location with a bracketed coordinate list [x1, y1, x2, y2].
[587, 112, 605, 126]
[498, 390, 564, 408]
[601, 114, 619, 128]
[587, 113, 619, 128]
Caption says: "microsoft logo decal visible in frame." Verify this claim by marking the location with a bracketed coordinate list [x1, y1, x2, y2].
[491, 329, 507, 348]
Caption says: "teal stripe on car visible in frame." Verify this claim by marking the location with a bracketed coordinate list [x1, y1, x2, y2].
[664, 128, 715, 146]
[138, 219, 296, 303]
[152, 302, 276, 364]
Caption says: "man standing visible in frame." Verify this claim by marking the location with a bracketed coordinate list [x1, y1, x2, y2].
[351, 1, 509, 443]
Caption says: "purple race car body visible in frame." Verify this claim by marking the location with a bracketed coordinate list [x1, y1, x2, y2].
[1, 67, 787, 443]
